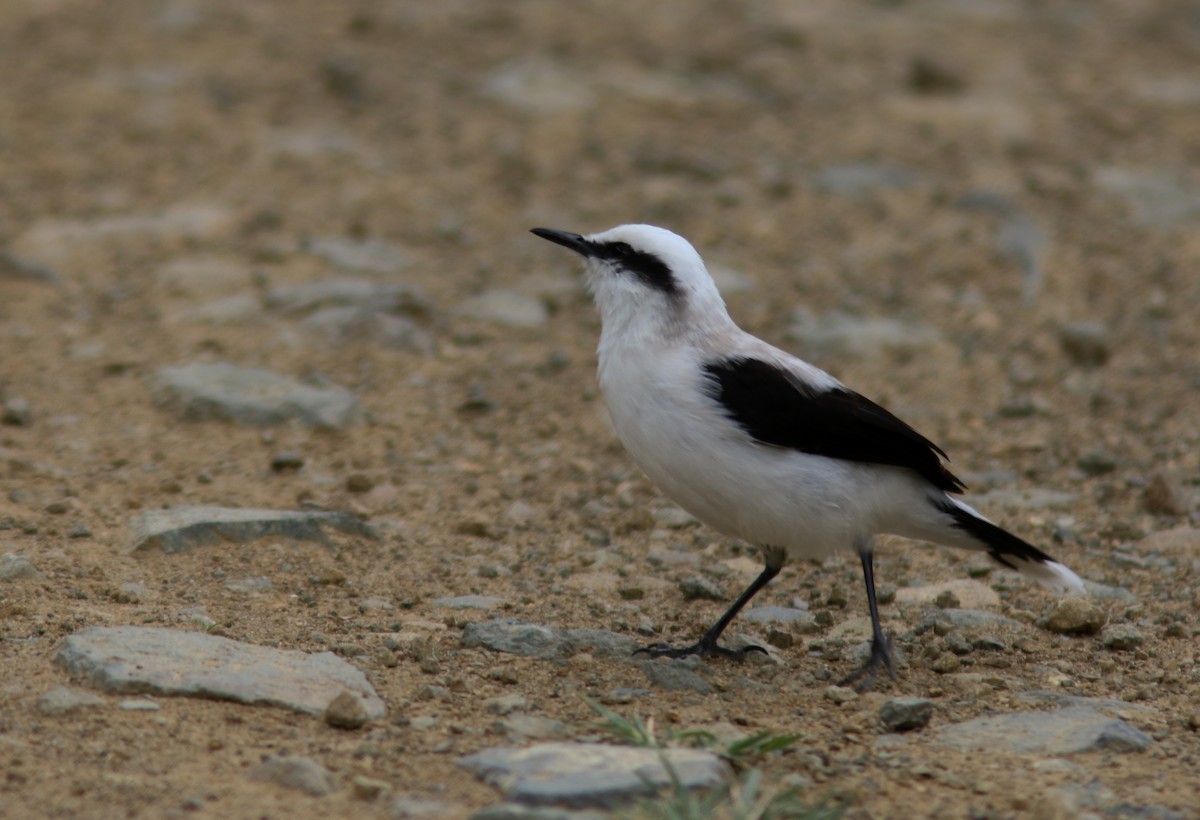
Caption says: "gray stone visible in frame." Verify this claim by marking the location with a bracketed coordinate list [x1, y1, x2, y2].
[390, 796, 455, 817]
[472, 803, 605, 820]
[1014, 691, 1154, 719]
[742, 605, 812, 624]
[299, 307, 433, 353]
[265, 278, 429, 318]
[2, 397, 33, 426]
[880, 697, 934, 732]
[677, 576, 724, 601]
[481, 57, 595, 114]
[0, 252, 62, 285]
[786, 310, 944, 361]
[151, 362, 364, 428]
[1082, 580, 1137, 604]
[225, 576, 274, 593]
[0, 553, 40, 581]
[458, 742, 727, 808]
[1137, 526, 1200, 554]
[1040, 597, 1107, 635]
[496, 714, 572, 743]
[129, 505, 376, 554]
[916, 608, 1022, 633]
[55, 626, 385, 718]
[118, 698, 161, 711]
[248, 755, 337, 796]
[458, 289, 548, 328]
[462, 621, 571, 660]
[434, 595, 506, 611]
[1094, 168, 1200, 230]
[642, 659, 712, 694]
[37, 686, 106, 715]
[461, 621, 635, 660]
[812, 164, 920, 197]
[325, 690, 370, 730]
[306, 237, 409, 273]
[12, 205, 235, 267]
[1101, 623, 1145, 651]
[169, 294, 261, 325]
[935, 706, 1153, 754]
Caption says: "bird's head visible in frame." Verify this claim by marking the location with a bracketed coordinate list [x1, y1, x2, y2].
[531, 223, 729, 341]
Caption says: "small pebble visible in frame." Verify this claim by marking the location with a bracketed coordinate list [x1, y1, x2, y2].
[825, 685, 857, 705]
[1, 396, 33, 426]
[1100, 623, 1144, 651]
[931, 653, 962, 674]
[880, 697, 934, 732]
[270, 451, 305, 472]
[1144, 471, 1188, 516]
[1040, 597, 1108, 635]
[1058, 321, 1111, 367]
[678, 576, 724, 601]
[325, 690, 370, 730]
[346, 473, 374, 493]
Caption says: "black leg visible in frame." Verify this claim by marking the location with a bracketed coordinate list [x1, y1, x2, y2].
[839, 551, 897, 691]
[636, 550, 784, 661]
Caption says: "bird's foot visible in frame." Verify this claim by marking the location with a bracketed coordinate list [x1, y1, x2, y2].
[839, 634, 897, 692]
[633, 637, 768, 662]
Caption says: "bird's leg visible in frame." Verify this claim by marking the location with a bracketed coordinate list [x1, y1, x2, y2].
[839, 550, 897, 691]
[635, 549, 783, 661]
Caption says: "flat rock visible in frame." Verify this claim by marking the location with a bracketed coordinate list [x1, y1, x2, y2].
[305, 237, 409, 273]
[248, 755, 337, 796]
[458, 742, 726, 808]
[37, 686, 106, 715]
[880, 697, 934, 732]
[434, 595, 506, 610]
[461, 620, 636, 660]
[935, 706, 1153, 754]
[641, 659, 712, 694]
[129, 505, 377, 554]
[1094, 168, 1200, 230]
[1040, 597, 1107, 635]
[1136, 526, 1200, 554]
[742, 605, 812, 624]
[265, 278, 430, 318]
[55, 626, 385, 718]
[787, 310, 944, 361]
[1015, 691, 1154, 720]
[812, 164, 921, 196]
[458, 289, 548, 328]
[151, 362, 364, 428]
[895, 579, 1001, 609]
[298, 307, 433, 353]
[0, 552, 41, 581]
[917, 608, 1022, 632]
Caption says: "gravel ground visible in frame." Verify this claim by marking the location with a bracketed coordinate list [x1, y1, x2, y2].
[1, 1, 1198, 818]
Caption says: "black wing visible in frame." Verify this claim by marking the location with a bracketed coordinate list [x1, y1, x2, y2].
[704, 357, 965, 494]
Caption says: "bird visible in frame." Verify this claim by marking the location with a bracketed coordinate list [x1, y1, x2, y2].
[530, 223, 1085, 689]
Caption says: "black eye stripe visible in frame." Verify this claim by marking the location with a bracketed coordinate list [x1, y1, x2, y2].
[590, 241, 678, 295]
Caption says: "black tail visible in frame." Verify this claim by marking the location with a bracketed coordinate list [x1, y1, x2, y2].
[937, 499, 1055, 570]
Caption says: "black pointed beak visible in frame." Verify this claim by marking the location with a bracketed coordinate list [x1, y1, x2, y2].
[530, 227, 593, 256]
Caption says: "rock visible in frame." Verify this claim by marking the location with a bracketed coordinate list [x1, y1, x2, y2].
[1094, 168, 1200, 230]
[742, 605, 812, 624]
[462, 621, 570, 660]
[118, 698, 161, 711]
[1082, 581, 1137, 604]
[248, 755, 337, 796]
[37, 686, 106, 715]
[970, 488, 1078, 512]
[652, 506, 699, 529]
[55, 626, 385, 718]
[158, 255, 251, 298]
[270, 451, 305, 472]
[677, 576, 724, 601]
[325, 690, 370, 730]
[1040, 598, 1107, 635]
[2, 397, 33, 426]
[1014, 691, 1155, 720]
[1144, 472, 1189, 515]
[151, 362, 364, 428]
[169, 294, 262, 325]
[642, 659, 712, 694]
[389, 796, 454, 817]
[299, 307, 433, 354]
[225, 576, 273, 593]
[1136, 526, 1200, 554]
[1058, 322, 1111, 367]
[481, 57, 595, 114]
[485, 693, 529, 716]
[895, 579, 1000, 609]
[935, 706, 1153, 754]
[349, 775, 388, 801]
[1100, 623, 1144, 651]
[458, 742, 726, 808]
[305, 237, 409, 273]
[880, 697, 934, 732]
[496, 714, 572, 743]
[786, 310, 944, 361]
[1076, 448, 1118, 476]
[0, 553, 40, 581]
[825, 685, 857, 705]
[265, 278, 429, 318]
[11, 204, 235, 268]
[129, 505, 376, 554]
[458, 289, 548, 328]
[812, 164, 920, 197]
[434, 595, 506, 611]
[917, 608, 1022, 633]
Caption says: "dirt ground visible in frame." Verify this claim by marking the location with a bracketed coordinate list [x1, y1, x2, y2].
[1, 1, 1199, 817]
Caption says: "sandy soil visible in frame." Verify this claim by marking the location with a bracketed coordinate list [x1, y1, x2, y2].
[1, 1, 1198, 817]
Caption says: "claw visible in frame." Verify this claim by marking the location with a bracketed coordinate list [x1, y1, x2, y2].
[839, 634, 897, 692]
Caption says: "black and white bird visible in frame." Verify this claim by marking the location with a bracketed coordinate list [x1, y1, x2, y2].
[531, 223, 1084, 688]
